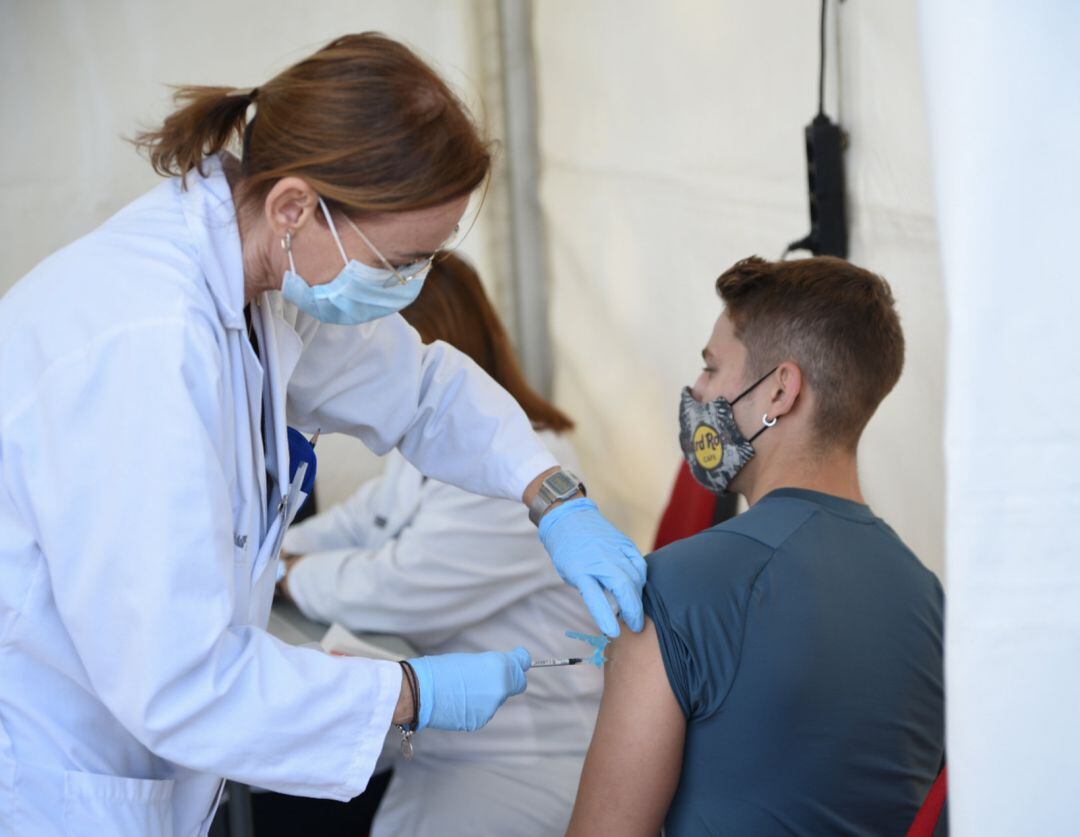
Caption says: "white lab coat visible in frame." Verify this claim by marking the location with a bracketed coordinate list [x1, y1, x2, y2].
[0, 155, 558, 837]
[283, 432, 602, 834]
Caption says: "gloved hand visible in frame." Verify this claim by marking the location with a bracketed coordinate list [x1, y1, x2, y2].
[408, 647, 531, 732]
[538, 497, 646, 636]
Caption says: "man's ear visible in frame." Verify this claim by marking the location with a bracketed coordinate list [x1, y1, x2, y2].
[767, 361, 803, 420]
[264, 177, 320, 238]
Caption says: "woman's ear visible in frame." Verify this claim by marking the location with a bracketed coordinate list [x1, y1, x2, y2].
[768, 361, 803, 420]
[264, 177, 320, 238]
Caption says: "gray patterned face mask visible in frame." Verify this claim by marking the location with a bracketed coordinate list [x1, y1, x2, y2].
[678, 368, 778, 494]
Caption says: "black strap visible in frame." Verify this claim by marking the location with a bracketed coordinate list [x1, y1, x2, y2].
[397, 661, 420, 731]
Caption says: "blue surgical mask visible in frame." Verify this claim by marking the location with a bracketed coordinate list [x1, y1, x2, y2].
[280, 198, 429, 325]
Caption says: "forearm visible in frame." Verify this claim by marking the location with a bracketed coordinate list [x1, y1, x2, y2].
[291, 322, 558, 501]
[282, 496, 377, 554]
[284, 538, 558, 644]
[100, 628, 401, 798]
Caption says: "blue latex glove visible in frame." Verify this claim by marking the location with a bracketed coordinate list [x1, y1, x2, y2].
[538, 497, 647, 636]
[409, 648, 531, 732]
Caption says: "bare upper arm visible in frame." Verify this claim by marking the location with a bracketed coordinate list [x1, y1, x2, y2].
[567, 617, 686, 837]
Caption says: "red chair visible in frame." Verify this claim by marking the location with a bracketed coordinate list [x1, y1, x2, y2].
[907, 766, 947, 836]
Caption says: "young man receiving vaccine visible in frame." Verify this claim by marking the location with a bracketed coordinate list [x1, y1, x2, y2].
[568, 256, 945, 836]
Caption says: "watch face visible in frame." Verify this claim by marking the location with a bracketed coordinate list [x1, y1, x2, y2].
[548, 472, 578, 495]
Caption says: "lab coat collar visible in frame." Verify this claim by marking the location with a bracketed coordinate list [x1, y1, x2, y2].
[178, 154, 247, 332]
[251, 293, 303, 520]
[260, 294, 305, 384]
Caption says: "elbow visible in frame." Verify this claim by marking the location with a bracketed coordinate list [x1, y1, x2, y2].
[105, 678, 197, 759]
[104, 636, 253, 763]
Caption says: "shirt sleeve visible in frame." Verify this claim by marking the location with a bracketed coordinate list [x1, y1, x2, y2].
[285, 314, 558, 502]
[287, 480, 565, 648]
[642, 531, 772, 721]
[3, 317, 399, 799]
[282, 474, 387, 554]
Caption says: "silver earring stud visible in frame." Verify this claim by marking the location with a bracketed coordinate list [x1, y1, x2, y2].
[280, 230, 293, 252]
[763, 413, 778, 427]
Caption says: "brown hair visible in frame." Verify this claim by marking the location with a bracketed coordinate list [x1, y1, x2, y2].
[401, 254, 574, 433]
[715, 255, 904, 450]
[134, 33, 491, 217]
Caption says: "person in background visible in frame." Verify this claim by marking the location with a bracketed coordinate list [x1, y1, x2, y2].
[567, 256, 945, 836]
[279, 254, 603, 837]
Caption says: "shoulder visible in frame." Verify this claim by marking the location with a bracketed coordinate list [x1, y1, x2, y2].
[646, 529, 767, 592]
[69, 178, 204, 308]
[643, 528, 769, 677]
[646, 497, 816, 596]
[644, 520, 781, 719]
[1, 181, 223, 384]
[3, 180, 208, 333]
[716, 494, 821, 548]
[643, 500, 819, 667]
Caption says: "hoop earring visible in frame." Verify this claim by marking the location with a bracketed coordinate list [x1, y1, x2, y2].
[762, 413, 778, 428]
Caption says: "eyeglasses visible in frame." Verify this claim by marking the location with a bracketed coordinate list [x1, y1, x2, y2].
[320, 181, 486, 287]
[342, 215, 462, 286]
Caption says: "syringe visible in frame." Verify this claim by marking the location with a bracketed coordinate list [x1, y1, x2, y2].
[531, 657, 584, 668]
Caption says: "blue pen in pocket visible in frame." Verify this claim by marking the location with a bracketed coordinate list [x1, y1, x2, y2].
[275, 429, 320, 586]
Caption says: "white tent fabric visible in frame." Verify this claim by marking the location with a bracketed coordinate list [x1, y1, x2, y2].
[920, 2, 1080, 833]
[533, 1, 946, 572]
[1, 3, 947, 576]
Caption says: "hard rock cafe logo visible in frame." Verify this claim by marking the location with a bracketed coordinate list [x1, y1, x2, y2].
[693, 424, 723, 470]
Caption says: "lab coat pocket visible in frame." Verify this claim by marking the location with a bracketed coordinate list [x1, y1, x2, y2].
[64, 770, 175, 837]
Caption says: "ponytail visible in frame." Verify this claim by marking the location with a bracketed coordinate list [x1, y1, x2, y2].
[134, 86, 255, 179]
[132, 33, 492, 215]
[401, 254, 575, 434]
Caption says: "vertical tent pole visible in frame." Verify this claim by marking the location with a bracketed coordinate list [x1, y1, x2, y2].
[497, 0, 554, 397]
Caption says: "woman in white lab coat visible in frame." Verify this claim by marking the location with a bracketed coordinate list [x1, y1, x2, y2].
[279, 254, 603, 836]
[0, 34, 644, 837]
